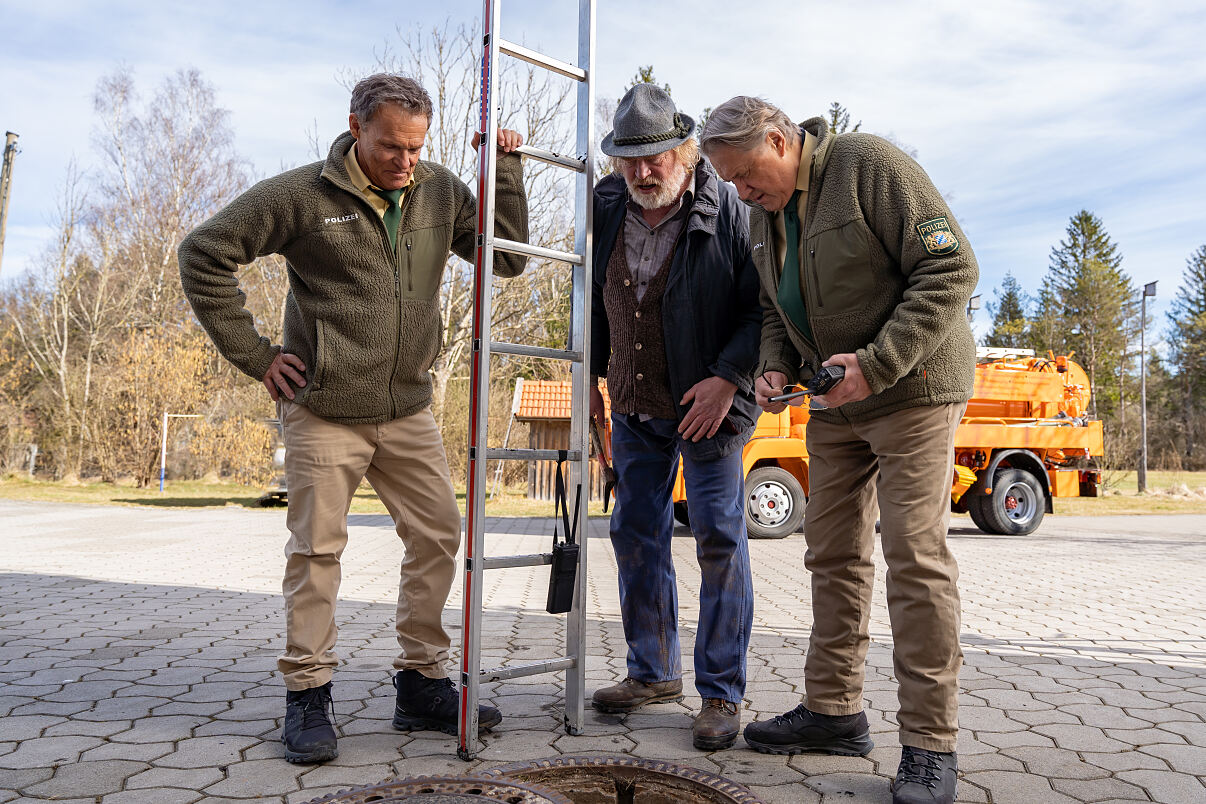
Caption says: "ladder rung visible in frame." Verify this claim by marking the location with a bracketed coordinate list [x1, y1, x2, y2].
[514, 144, 585, 173]
[481, 553, 553, 570]
[493, 237, 583, 265]
[481, 658, 576, 682]
[498, 39, 587, 82]
[490, 341, 583, 362]
[486, 448, 583, 462]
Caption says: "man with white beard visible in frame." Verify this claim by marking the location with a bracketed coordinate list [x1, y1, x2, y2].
[588, 83, 763, 751]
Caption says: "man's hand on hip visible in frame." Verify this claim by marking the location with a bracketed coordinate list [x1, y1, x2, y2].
[813, 353, 872, 408]
[471, 128, 524, 152]
[755, 371, 792, 414]
[678, 376, 737, 442]
[263, 352, 306, 402]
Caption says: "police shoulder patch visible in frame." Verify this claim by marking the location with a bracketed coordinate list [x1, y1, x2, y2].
[916, 217, 959, 256]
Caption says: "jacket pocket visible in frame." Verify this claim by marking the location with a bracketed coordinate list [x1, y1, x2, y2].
[809, 218, 873, 313]
[313, 319, 329, 389]
[402, 224, 451, 300]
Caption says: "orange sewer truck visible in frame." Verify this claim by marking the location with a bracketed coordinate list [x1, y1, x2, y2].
[668, 349, 1104, 539]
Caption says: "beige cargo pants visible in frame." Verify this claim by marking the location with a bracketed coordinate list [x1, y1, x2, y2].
[802, 401, 964, 752]
[276, 400, 461, 691]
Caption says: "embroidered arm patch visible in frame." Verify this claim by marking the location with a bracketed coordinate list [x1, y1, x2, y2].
[916, 217, 960, 256]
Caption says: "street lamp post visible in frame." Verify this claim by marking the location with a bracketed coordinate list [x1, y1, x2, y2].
[1138, 281, 1157, 494]
[966, 294, 981, 324]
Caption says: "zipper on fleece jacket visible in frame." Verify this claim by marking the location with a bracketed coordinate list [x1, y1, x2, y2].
[387, 191, 415, 420]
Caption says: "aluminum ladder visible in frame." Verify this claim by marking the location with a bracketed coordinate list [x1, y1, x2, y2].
[458, 0, 596, 760]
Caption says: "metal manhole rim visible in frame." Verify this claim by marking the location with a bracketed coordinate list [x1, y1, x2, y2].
[483, 754, 767, 803]
[303, 773, 573, 804]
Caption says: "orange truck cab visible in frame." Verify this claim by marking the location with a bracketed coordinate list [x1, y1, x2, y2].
[666, 349, 1104, 539]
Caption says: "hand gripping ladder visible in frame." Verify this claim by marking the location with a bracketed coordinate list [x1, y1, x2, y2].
[458, 0, 596, 760]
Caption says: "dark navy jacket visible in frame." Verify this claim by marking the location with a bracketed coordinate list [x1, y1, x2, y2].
[590, 158, 762, 460]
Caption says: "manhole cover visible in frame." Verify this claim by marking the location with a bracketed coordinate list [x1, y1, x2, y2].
[305, 775, 570, 803]
[485, 756, 767, 804]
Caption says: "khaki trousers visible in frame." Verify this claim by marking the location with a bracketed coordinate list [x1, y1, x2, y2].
[277, 400, 461, 691]
[803, 402, 964, 752]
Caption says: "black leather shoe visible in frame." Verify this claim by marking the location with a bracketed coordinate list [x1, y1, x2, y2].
[392, 670, 502, 735]
[282, 682, 338, 764]
[743, 704, 873, 756]
[892, 746, 957, 804]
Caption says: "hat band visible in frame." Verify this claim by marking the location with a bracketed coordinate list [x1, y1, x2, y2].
[612, 114, 691, 147]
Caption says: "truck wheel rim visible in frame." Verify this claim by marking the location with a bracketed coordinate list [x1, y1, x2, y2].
[1002, 481, 1037, 523]
[749, 481, 792, 526]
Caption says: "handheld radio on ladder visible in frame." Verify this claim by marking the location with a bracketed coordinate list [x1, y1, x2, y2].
[459, 0, 596, 760]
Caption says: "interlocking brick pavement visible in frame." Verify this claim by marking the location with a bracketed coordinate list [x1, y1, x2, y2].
[1, 500, 1204, 802]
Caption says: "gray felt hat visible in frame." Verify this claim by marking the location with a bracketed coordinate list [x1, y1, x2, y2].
[601, 83, 695, 158]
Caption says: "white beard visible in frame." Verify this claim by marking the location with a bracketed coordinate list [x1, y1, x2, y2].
[624, 160, 691, 210]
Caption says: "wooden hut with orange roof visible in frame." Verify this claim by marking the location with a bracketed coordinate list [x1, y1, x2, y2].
[513, 378, 610, 500]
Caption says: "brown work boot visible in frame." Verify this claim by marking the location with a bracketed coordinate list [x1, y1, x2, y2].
[591, 677, 683, 713]
[693, 698, 740, 750]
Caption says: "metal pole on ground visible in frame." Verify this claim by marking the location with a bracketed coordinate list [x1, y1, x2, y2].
[1138, 281, 1157, 494]
[0, 132, 20, 273]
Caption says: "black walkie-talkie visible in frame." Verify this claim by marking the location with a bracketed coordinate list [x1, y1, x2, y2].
[546, 452, 580, 615]
[769, 364, 846, 403]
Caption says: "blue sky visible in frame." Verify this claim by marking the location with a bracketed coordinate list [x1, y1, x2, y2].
[3, 0, 1205, 341]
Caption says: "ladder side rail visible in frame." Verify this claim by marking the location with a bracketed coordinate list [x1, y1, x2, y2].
[563, 0, 597, 738]
[458, 0, 504, 761]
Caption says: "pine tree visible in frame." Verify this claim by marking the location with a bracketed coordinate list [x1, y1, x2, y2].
[1025, 277, 1065, 356]
[826, 102, 861, 134]
[984, 272, 1028, 348]
[1167, 244, 1206, 465]
[1047, 210, 1133, 417]
[627, 65, 670, 95]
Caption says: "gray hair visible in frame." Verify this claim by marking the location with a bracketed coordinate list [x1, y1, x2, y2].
[700, 96, 798, 154]
[349, 73, 433, 123]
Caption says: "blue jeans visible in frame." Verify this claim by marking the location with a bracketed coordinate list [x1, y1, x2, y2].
[609, 413, 753, 703]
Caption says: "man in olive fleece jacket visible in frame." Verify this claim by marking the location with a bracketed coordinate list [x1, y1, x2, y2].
[703, 97, 975, 804]
[179, 74, 528, 765]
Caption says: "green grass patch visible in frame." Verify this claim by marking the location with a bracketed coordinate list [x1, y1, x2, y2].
[0, 474, 610, 518]
[4, 471, 1204, 518]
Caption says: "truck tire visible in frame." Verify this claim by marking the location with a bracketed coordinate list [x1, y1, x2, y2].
[745, 466, 805, 539]
[673, 501, 691, 527]
[968, 468, 1045, 535]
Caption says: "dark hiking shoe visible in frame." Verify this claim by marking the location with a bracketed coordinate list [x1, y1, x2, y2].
[892, 746, 957, 804]
[392, 670, 502, 735]
[743, 704, 874, 756]
[282, 682, 338, 764]
[693, 698, 740, 751]
[591, 677, 684, 714]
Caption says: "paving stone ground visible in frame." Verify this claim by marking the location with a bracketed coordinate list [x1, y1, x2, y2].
[0, 499, 1203, 803]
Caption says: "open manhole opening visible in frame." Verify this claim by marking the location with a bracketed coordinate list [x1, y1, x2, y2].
[485, 756, 767, 804]
[305, 775, 571, 803]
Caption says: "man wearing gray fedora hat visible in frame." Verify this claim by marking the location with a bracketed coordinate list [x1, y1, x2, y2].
[588, 82, 762, 751]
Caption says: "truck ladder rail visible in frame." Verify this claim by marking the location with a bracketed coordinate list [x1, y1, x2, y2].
[459, 0, 595, 761]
